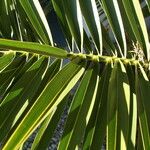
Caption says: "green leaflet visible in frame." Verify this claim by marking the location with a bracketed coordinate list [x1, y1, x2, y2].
[0, 39, 67, 58]
[30, 59, 62, 102]
[10, 55, 38, 84]
[125, 64, 137, 149]
[19, 0, 53, 45]
[101, 24, 116, 55]
[107, 60, 130, 150]
[100, 0, 127, 57]
[79, 0, 102, 54]
[0, 0, 11, 38]
[14, 1, 39, 42]
[22, 59, 62, 150]
[0, 51, 15, 72]
[0, 56, 49, 141]
[82, 31, 93, 53]
[0, 54, 28, 99]
[22, 59, 62, 143]
[0, 56, 25, 83]
[52, 0, 72, 47]
[135, 63, 150, 150]
[62, 0, 83, 51]
[6, 0, 23, 40]
[117, 1, 136, 44]
[83, 62, 112, 150]
[31, 94, 69, 150]
[2, 58, 86, 150]
[30, 112, 55, 150]
[122, 0, 150, 60]
[58, 62, 99, 150]
[137, 127, 144, 150]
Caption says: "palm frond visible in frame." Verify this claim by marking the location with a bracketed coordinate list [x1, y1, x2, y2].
[0, 0, 150, 149]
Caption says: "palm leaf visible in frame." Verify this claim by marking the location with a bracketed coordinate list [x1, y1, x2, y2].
[58, 62, 99, 150]
[19, 0, 53, 44]
[0, 0, 150, 149]
[2, 58, 86, 150]
[0, 39, 67, 58]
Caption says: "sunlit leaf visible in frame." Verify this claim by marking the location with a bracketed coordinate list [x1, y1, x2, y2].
[2, 58, 86, 150]
[0, 51, 15, 72]
[19, 0, 53, 45]
[107, 60, 130, 150]
[58, 62, 99, 150]
[79, 0, 102, 54]
[101, 0, 127, 57]
[83, 62, 112, 150]
[0, 39, 67, 58]
[135, 63, 150, 149]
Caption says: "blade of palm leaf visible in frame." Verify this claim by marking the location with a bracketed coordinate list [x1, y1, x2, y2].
[18, 58, 62, 118]
[91, 63, 112, 149]
[0, 57, 44, 109]
[30, 59, 62, 103]
[14, 1, 39, 42]
[125, 64, 137, 149]
[58, 62, 99, 150]
[107, 60, 130, 150]
[14, 1, 26, 39]
[62, 0, 83, 52]
[83, 62, 112, 150]
[138, 70, 150, 136]
[122, 0, 150, 60]
[11, 55, 38, 84]
[79, 0, 102, 54]
[83, 30, 93, 53]
[0, 57, 49, 141]
[2, 58, 86, 150]
[0, 52, 15, 72]
[0, 39, 67, 58]
[31, 94, 70, 150]
[0, 54, 27, 87]
[68, 63, 99, 150]
[135, 63, 150, 149]
[116, 61, 130, 150]
[30, 112, 55, 150]
[101, 24, 116, 55]
[15, 59, 62, 150]
[52, 0, 72, 48]
[19, 0, 53, 45]
[100, 0, 127, 57]
[0, 0, 11, 38]
[7, 0, 23, 40]
[137, 127, 144, 150]
[7, 58, 49, 126]
[107, 61, 118, 150]
[15, 1, 41, 42]
[117, 1, 136, 44]
[58, 66, 94, 150]
[0, 55, 28, 101]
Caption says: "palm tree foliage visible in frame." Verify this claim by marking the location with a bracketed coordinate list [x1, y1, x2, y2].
[0, 0, 150, 149]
